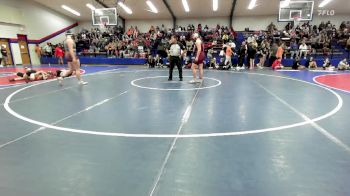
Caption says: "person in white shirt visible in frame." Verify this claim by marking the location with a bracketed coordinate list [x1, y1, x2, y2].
[228, 40, 236, 50]
[338, 58, 349, 70]
[299, 42, 308, 59]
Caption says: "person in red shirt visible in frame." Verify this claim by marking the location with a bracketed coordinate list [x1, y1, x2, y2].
[55, 44, 64, 65]
[272, 58, 284, 70]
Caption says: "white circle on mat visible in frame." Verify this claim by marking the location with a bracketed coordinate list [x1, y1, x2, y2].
[3, 70, 343, 138]
[131, 76, 222, 91]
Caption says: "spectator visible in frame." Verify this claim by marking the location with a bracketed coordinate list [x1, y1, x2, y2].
[257, 40, 268, 68]
[207, 47, 214, 60]
[54, 44, 64, 65]
[224, 44, 233, 68]
[1, 45, 8, 66]
[338, 58, 349, 70]
[146, 55, 155, 68]
[237, 42, 247, 70]
[267, 22, 277, 33]
[307, 57, 317, 69]
[322, 57, 335, 70]
[276, 42, 285, 59]
[247, 42, 257, 69]
[292, 57, 305, 70]
[208, 57, 217, 69]
[43, 42, 53, 57]
[269, 43, 278, 67]
[35, 44, 42, 63]
[289, 40, 299, 59]
[272, 58, 284, 70]
[299, 41, 308, 59]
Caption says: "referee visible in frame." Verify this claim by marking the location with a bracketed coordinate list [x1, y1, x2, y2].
[168, 35, 186, 81]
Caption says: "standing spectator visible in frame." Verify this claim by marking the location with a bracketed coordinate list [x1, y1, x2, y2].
[269, 43, 278, 67]
[54, 44, 64, 65]
[289, 40, 299, 59]
[276, 42, 285, 60]
[43, 42, 53, 57]
[257, 40, 268, 68]
[35, 44, 42, 64]
[237, 42, 247, 70]
[224, 44, 233, 68]
[1, 45, 8, 66]
[247, 42, 257, 70]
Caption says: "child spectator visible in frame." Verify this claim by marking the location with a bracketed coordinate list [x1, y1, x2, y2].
[272, 58, 284, 70]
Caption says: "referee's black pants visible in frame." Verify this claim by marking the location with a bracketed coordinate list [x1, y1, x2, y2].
[169, 56, 182, 80]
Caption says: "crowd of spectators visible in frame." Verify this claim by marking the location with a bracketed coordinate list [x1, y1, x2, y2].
[37, 20, 350, 70]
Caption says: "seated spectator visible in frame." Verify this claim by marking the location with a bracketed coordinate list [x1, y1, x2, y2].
[322, 57, 335, 71]
[207, 57, 218, 69]
[292, 57, 306, 70]
[222, 33, 229, 44]
[289, 40, 299, 59]
[207, 47, 214, 60]
[299, 41, 308, 59]
[155, 54, 164, 68]
[307, 57, 317, 69]
[322, 45, 330, 57]
[146, 55, 155, 68]
[183, 55, 192, 69]
[338, 58, 349, 70]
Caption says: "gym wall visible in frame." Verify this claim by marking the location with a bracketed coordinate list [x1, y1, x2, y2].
[0, 0, 77, 65]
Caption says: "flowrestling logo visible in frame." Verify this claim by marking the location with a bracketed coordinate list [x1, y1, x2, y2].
[318, 10, 335, 16]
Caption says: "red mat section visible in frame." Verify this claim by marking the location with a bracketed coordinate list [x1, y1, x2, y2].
[0, 68, 84, 86]
[315, 74, 350, 92]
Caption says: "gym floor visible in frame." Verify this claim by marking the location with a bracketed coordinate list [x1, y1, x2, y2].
[1, 66, 350, 196]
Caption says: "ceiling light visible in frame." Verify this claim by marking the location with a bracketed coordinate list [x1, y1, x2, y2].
[319, 0, 332, 8]
[146, 1, 158, 13]
[118, 2, 133, 14]
[86, 3, 96, 10]
[182, 0, 190, 12]
[61, 5, 80, 16]
[248, 0, 257, 9]
[280, 0, 290, 8]
[213, 0, 218, 11]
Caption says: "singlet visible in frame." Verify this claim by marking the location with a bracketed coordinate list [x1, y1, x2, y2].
[193, 38, 204, 54]
[64, 38, 76, 55]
